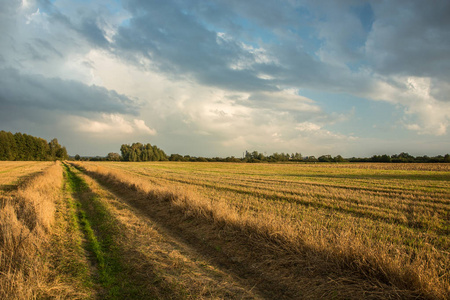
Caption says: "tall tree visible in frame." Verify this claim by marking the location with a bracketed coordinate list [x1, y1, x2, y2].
[0, 131, 68, 161]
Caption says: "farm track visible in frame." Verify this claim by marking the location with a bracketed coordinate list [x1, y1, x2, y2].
[64, 163, 264, 299]
[72, 162, 432, 299]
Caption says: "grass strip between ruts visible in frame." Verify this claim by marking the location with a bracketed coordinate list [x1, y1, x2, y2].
[63, 163, 145, 299]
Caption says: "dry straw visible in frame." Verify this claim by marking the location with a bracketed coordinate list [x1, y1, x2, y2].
[0, 162, 76, 299]
[77, 162, 450, 299]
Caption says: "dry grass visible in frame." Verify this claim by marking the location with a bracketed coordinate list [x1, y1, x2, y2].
[76, 161, 450, 299]
[75, 167, 263, 299]
[0, 161, 86, 299]
[0, 161, 53, 194]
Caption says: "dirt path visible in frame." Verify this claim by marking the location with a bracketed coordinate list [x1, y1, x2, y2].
[64, 163, 263, 299]
[69, 162, 425, 299]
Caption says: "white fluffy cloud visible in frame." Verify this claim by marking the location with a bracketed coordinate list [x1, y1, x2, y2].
[134, 119, 157, 135]
[73, 114, 156, 136]
[363, 76, 450, 136]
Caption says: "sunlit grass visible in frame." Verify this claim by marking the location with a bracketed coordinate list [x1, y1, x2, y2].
[0, 162, 82, 299]
[79, 161, 450, 299]
[0, 161, 53, 193]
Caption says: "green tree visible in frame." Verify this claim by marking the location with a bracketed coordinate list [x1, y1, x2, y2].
[107, 152, 121, 161]
[305, 156, 318, 162]
[0, 131, 16, 160]
[291, 152, 302, 161]
[333, 155, 346, 162]
[120, 144, 131, 161]
[48, 138, 60, 160]
[145, 144, 154, 161]
[0, 131, 68, 161]
[14, 133, 26, 160]
[152, 145, 160, 161]
[444, 154, 450, 163]
[131, 143, 143, 162]
[36, 138, 49, 161]
[318, 155, 332, 162]
[56, 146, 68, 160]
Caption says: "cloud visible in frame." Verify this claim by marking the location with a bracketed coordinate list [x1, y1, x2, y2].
[246, 90, 321, 113]
[0, 67, 138, 115]
[109, 1, 362, 96]
[114, 2, 274, 93]
[71, 114, 157, 136]
[363, 75, 450, 136]
[366, 1, 450, 78]
[76, 114, 133, 134]
[134, 119, 157, 135]
[296, 122, 322, 132]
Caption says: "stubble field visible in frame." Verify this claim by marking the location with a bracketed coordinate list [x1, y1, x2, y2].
[1, 161, 449, 299]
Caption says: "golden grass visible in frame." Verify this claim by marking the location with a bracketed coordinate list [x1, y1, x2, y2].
[75, 167, 262, 299]
[77, 161, 450, 299]
[0, 161, 53, 194]
[0, 161, 86, 299]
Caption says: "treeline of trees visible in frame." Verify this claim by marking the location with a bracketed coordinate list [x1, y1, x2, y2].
[0, 130, 68, 161]
[120, 143, 168, 162]
[167, 151, 304, 163]
[349, 152, 450, 163]
[168, 151, 450, 163]
[75, 143, 167, 162]
[72, 144, 450, 164]
[168, 154, 242, 162]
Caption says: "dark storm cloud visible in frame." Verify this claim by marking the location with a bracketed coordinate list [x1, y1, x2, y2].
[33, 38, 63, 59]
[367, 0, 450, 78]
[115, 0, 280, 92]
[77, 17, 110, 48]
[186, 0, 307, 35]
[0, 68, 139, 115]
[33, 0, 110, 49]
[111, 0, 371, 98]
[112, 0, 450, 101]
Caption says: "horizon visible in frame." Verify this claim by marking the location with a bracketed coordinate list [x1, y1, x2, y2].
[1, 1, 449, 158]
[3, 129, 450, 160]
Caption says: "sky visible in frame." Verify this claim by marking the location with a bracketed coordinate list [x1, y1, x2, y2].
[1, 0, 449, 158]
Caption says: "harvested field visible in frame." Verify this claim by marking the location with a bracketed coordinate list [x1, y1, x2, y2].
[0, 161, 53, 193]
[73, 161, 450, 299]
[0, 161, 72, 299]
[1, 161, 448, 299]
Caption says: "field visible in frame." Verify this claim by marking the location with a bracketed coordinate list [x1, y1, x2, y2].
[1, 161, 449, 299]
[0, 161, 53, 192]
[0, 161, 68, 299]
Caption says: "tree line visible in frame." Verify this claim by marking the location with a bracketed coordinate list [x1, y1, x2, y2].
[72, 142, 450, 164]
[119, 143, 168, 162]
[166, 151, 450, 163]
[0, 131, 68, 161]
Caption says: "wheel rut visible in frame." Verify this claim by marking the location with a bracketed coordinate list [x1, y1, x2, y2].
[68, 162, 265, 299]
